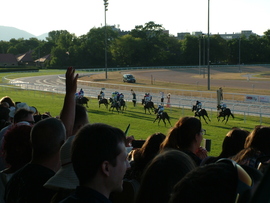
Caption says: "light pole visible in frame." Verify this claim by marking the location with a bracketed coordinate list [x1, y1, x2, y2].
[238, 36, 241, 72]
[207, 0, 210, 90]
[199, 35, 201, 75]
[104, 0, 108, 79]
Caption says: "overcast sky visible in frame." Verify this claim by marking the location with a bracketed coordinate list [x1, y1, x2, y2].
[1, 0, 269, 37]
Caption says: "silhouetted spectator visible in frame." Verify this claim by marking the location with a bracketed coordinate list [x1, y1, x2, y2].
[125, 132, 166, 182]
[60, 123, 128, 202]
[160, 116, 207, 166]
[202, 128, 249, 165]
[233, 126, 270, 169]
[5, 117, 66, 203]
[0, 125, 32, 202]
[135, 149, 196, 203]
[169, 159, 252, 203]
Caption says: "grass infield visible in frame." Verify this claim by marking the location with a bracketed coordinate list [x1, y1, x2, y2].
[1, 69, 270, 156]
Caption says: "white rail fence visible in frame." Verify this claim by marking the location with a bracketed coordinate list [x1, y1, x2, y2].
[1, 80, 270, 125]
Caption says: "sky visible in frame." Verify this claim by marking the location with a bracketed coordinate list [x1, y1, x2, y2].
[1, 0, 270, 37]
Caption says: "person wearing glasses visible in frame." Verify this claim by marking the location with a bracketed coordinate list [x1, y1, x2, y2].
[160, 116, 208, 166]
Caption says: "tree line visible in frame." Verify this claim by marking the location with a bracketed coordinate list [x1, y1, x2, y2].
[1, 21, 270, 68]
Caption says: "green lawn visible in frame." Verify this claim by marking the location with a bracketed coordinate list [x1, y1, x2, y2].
[1, 86, 270, 157]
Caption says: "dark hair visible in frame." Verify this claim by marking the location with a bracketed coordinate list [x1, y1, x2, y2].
[126, 133, 166, 181]
[0, 96, 15, 107]
[31, 117, 65, 160]
[72, 123, 126, 185]
[135, 149, 196, 203]
[14, 109, 34, 123]
[219, 128, 249, 158]
[233, 126, 270, 166]
[0, 106, 10, 130]
[169, 162, 238, 203]
[74, 104, 88, 129]
[2, 125, 32, 171]
[160, 117, 201, 151]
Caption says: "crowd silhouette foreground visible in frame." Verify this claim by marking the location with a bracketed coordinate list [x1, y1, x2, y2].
[0, 67, 270, 203]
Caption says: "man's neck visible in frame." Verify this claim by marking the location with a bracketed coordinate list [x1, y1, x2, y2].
[31, 154, 61, 172]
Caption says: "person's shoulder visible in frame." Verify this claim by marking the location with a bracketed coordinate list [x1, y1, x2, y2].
[61, 186, 111, 203]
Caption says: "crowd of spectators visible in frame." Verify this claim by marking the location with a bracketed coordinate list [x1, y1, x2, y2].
[0, 66, 270, 202]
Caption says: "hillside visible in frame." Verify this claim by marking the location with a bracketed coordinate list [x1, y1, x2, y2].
[0, 26, 48, 41]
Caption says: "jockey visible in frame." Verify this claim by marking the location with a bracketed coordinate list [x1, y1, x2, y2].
[75, 92, 79, 99]
[78, 88, 84, 98]
[144, 93, 151, 104]
[113, 91, 119, 102]
[100, 91, 105, 99]
[157, 105, 164, 115]
[220, 102, 227, 111]
[196, 101, 202, 112]
[148, 93, 152, 101]
[119, 93, 124, 100]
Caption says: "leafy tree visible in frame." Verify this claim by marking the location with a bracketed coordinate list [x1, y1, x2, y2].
[181, 35, 198, 65]
[0, 41, 9, 53]
[209, 35, 228, 64]
[111, 35, 145, 66]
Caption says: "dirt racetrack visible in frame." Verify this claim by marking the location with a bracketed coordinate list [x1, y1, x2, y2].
[119, 65, 270, 91]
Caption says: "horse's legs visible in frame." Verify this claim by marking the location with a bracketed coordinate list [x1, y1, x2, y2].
[162, 118, 166, 126]
[153, 116, 158, 123]
[222, 116, 226, 122]
[167, 118, 172, 126]
[158, 118, 161, 126]
[202, 116, 208, 124]
[225, 115, 229, 124]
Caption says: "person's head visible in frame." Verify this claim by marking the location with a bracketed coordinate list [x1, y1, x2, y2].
[169, 159, 252, 203]
[0, 106, 11, 130]
[2, 125, 32, 171]
[0, 106, 10, 121]
[160, 117, 203, 152]
[30, 117, 65, 162]
[72, 123, 128, 195]
[73, 104, 89, 135]
[0, 102, 9, 108]
[135, 149, 196, 203]
[139, 132, 166, 160]
[13, 108, 35, 124]
[245, 126, 270, 155]
[219, 128, 249, 158]
[129, 133, 166, 178]
[0, 96, 15, 107]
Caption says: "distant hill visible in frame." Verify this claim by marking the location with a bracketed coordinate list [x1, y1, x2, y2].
[0, 26, 48, 41]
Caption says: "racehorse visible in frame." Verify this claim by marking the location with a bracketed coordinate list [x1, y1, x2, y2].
[109, 98, 120, 113]
[153, 108, 171, 126]
[119, 98, 127, 111]
[76, 97, 89, 108]
[217, 105, 234, 124]
[98, 98, 109, 109]
[192, 105, 211, 124]
[142, 99, 155, 114]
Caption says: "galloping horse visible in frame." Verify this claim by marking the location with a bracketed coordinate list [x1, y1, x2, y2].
[109, 98, 120, 113]
[98, 98, 109, 109]
[192, 105, 211, 124]
[119, 99, 127, 111]
[76, 97, 89, 108]
[142, 99, 155, 114]
[153, 108, 171, 126]
[217, 105, 234, 124]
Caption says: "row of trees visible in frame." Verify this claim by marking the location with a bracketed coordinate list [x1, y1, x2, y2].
[1, 21, 270, 68]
